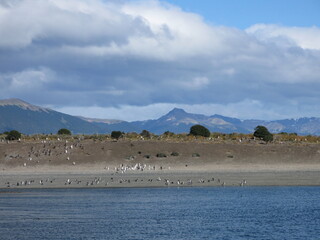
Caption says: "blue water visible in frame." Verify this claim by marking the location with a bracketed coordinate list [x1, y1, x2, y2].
[0, 187, 319, 240]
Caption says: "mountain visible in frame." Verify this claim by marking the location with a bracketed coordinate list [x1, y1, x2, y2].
[0, 99, 103, 134]
[109, 108, 320, 135]
[2, 98, 320, 135]
[93, 107, 320, 135]
[130, 108, 240, 134]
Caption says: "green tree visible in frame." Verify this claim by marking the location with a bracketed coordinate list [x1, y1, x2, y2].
[57, 128, 72, 135]
[189, 124, 210, 137]
[111, 131, 123, 140]
[253, 125, 273, 142]
[5, 130, 22, 140]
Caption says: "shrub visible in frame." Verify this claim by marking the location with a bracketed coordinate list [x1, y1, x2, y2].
[111, 131, 123, 140]
[189, 125, 210, 137]
[140, 130, 151, 138]
[171, 151, 180, 156]
[192, 153, 200, 157]
[5, 130, 22, 140]
[253, 126, 273, 142]
[57, 128, 71, 135]
[156, 153, 167, 158]
[163, 131, 175, 137]
[126, 132, 139, 139]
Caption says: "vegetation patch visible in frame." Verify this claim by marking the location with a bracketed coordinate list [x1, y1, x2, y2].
[57, 128, 71, 135]
[140, 130, 151, 138]
[163, 131, 175, 137]
[189, 125, 210, 137]
[254, 126, 273, 142]
[111, 131, 123, 140]
[5, 130, 22, 140]
[156, 153, 167, 158]
[171, 151, 180, 157]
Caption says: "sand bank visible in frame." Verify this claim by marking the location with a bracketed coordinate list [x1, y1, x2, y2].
[1, 139, 320, 188]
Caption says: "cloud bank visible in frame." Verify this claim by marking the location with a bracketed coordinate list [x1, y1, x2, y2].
[0, 0, 320, 120]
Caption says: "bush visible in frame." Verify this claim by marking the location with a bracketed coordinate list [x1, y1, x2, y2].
[57, 128, 71, 135]
[111, 131, 123, 140]
[253, 126, 273, 142]
[5, 130, 22, 140]
[189, 125, 210, 137]
[163, 131, 175, 137]
[140, 130, 151, 138]
[126, 132, 139, 139]
[171, 151, 180, 156]
[156, 153, 167, 158]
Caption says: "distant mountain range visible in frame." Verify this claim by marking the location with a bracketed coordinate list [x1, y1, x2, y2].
[0, 99, 101, 134]
[1, 98, 320, 135]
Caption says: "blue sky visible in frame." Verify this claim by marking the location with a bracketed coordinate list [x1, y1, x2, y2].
[0, 0, 320, 121]
[166, 0, 320, 28]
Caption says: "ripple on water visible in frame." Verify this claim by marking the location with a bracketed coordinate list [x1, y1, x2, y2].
[0, 187, 320, 240]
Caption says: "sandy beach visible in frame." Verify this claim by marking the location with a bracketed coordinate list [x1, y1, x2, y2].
[1, 138, 320, 188]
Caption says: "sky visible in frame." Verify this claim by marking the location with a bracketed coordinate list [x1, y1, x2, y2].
[0, 0, 319, 121]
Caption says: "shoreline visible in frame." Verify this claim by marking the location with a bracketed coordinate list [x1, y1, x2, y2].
[1, 139, 320, 188]
[1, 167, 320, 189]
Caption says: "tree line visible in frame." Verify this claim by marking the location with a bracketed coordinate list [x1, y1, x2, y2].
[1, 125, 274, 143]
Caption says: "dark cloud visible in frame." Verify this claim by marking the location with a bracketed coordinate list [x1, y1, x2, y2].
[0, 0, 320, 120]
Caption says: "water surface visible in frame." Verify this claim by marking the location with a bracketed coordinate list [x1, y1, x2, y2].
[0, 187, 319, 239]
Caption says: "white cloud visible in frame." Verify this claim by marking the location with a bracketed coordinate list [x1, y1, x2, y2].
[54, 99, 317, 122]
[0, 0, 150, 48]
[0, 0, 320, 120]
[179, 77, 210, 89]
[0, 67, 53, 92]
[246, 24, 320, 50]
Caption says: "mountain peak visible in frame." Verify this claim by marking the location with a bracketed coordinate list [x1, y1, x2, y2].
[168, 108, 187, 114]
[157, 108, 188, 122]
[0, 98, 49, 112]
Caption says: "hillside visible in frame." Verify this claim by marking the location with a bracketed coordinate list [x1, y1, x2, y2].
[0, 99, 102, 134]
[2, 98, 320, 135]
[103, 108, 320, 135]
